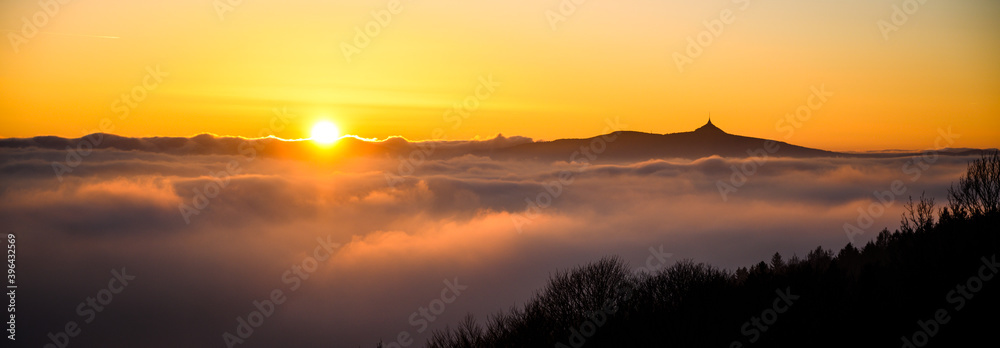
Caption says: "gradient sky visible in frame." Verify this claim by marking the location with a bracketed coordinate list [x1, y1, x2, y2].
[1, 0, 998, 151]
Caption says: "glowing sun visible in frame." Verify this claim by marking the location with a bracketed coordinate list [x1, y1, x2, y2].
[310, 121, 340, 144]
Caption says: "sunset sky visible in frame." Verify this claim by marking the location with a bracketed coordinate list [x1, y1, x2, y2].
[5, 2, 1000, 346]
[2, 0, 998, 151]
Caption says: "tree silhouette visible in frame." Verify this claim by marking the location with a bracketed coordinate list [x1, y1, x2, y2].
[946, 150, 1000, 219]
[900, 192, 935, 234]
[770, 252, 785, 273]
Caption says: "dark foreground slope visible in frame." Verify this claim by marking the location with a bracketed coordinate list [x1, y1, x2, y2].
[410, 153, 1000, 348]
[414, 216, 998, 348]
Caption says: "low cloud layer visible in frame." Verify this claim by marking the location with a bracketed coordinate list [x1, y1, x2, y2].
[0, 136, 981, 347]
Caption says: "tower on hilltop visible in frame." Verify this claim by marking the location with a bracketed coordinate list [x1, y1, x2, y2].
[694, 116, 727, 135]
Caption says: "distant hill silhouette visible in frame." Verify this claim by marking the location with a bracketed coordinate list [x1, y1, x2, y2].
[0, 120, 990, 162]
[485, 119, 989, 162]
[487, 119, 836, 162]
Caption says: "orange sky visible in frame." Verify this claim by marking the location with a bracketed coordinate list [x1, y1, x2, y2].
[1, 0, 998, 151]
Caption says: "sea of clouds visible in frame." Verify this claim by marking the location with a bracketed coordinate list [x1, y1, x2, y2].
[0, 135, 979, 347]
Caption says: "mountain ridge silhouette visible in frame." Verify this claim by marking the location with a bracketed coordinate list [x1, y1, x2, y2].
[0, 120, 991, 162]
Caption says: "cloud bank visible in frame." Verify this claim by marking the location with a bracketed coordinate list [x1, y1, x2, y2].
[0, 135, 981, 347]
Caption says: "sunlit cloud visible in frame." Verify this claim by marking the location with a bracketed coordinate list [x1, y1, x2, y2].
[1, 136, 981, 346]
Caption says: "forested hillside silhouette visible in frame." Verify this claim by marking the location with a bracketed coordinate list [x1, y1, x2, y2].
[385, 151, 999, 348]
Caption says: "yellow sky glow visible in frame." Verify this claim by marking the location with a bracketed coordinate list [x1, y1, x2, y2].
[1, 0, 998, 151]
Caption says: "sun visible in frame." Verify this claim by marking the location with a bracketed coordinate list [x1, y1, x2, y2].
[310, 121, 340, 144]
